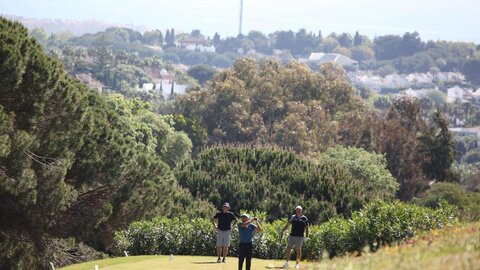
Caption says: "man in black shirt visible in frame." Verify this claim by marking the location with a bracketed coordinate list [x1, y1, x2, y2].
[280, 205, 309, 269]
[211, 202, 238, 263]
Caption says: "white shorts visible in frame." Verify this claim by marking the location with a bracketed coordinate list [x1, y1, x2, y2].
[216, 229, 232, 247]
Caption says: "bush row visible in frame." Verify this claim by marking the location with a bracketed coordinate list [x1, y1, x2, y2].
[114, 200, 455, 260]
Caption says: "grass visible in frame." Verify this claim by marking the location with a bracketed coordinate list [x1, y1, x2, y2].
[317, 222, 480, 270]
[60, 223, 480, 270]
[59, 255, 300, 270]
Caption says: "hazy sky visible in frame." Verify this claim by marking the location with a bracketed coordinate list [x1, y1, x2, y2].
[1, 0, 479, 42]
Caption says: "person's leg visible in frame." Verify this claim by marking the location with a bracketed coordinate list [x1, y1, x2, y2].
[294, 237, 304, 268]
[238, 244, 246, 270]
[216, 230, 222, 262]
[222, 230, 231, 261]
[295, 247, 302, 263]
[285, 246, 292, 261]
[285, 236, 295, 261]
[222, 246, 228, 261]
[245, 243, 253, 270]
[216, 246, 222, 261]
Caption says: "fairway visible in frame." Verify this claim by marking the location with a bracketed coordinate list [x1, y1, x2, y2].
[58, 255, 315, 270]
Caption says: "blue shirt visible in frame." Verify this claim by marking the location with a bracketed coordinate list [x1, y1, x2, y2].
[238, 223, 257, 243]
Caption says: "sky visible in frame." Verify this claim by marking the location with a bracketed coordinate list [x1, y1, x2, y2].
[1, 0, 479, 43]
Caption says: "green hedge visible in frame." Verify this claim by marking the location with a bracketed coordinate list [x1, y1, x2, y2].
[176, 146, 398, 223]
[413, 182, 480, 221]
[114, 201, 455, 260]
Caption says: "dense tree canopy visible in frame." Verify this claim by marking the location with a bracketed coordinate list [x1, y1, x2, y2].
[0, 17, 211, 269]
[320, 146, 399, 200]
[176, 58, 365, 153]
[176, 146, 397, 223]
[187, 64, 218, 85]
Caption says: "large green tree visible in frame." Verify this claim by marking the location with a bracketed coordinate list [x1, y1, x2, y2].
[187, 64, 217, 85]
[419, 111, 458, 182]
[320, 146, 399, 200]
[0, 17, 210, 269]
[176, 58, 365, 153]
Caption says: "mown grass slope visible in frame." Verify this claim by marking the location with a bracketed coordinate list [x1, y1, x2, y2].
[59, 255, 301, 270]
[318, 222, 480, 270]
[61, 223, 479, 270]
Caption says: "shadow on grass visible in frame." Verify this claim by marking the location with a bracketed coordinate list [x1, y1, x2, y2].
[191, 261, 221, 264]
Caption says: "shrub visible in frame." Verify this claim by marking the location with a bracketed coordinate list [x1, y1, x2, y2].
[317, 218, 352, 258]
[115, 201, 455, 260]
[348, 200, 455, 252]
[176, 146, 399, 223]
[463, 149, 480, 164]
[413, 182, 480, 221]
[320, 146, 399, 200]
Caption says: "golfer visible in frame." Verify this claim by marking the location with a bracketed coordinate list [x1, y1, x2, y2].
[238, 214, 262, 270]
[211, 202, 238, 263]
[280, 205, 309, 269]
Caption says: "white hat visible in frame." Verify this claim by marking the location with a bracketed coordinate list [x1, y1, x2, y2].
[295, 205, 303, 211]
[240, 213, 250, 219]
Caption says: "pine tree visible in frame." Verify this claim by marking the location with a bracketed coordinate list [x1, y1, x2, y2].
[168, 28, 176, 47]
[354, 31, 362, 46]
[0, 17, 206, 269]
[420, 110, 458, 182]
[213, 32, 221, 46]
[165, 29, 171, 47]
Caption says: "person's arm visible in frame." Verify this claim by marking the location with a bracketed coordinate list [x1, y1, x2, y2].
[305, 223, 310, 238]
[280, 219, 291, 238]
[254, 218, 262, 232]
[281, 220, 290, 233]
[211, 213, 218, 229]
[231, 214, 238, 228]
[240, 218, 253, 227]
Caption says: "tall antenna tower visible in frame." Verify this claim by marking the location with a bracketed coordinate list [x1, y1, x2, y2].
[239, 0, 244, 36]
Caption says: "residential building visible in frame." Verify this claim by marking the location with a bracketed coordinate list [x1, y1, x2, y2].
[301, 52, 358, 69]
[472, 89, 480, 105]
[155, 79, 189, 99]
[178, 36, 216, 52]
[449, 127, 480, 138]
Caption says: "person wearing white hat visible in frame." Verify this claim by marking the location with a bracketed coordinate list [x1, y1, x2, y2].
[280, 205, 309, 269]
[211, 202, 238, 263]
[237, 213, 262, 270]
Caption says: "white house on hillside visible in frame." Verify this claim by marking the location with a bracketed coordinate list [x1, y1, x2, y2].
[301, 53, 358, 69]
[449, 127, 480, 138]
[178, 36, 216, 52]
[472, 89, 480, 104]
[447, 85, 471, 103]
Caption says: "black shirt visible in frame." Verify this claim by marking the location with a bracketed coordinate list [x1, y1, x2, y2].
[214, 211, 237, 231]
[289, 215, 308, 237]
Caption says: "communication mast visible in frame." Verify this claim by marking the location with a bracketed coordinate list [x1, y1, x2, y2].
[239, 0, 243, 36]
